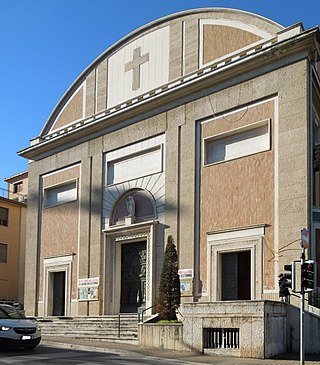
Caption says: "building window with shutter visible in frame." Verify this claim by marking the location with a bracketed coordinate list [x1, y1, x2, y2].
[13, 182, 23, 193]
[0, 243, 8, 263]
[0, 207, 8, 227]
[204, 119, 270, 166]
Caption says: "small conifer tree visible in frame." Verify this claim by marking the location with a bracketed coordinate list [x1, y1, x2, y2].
[158, 235, 181, 320]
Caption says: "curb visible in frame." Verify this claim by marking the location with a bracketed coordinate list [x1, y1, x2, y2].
[41, 340, 140, 357]
[40, 340, 208, 365]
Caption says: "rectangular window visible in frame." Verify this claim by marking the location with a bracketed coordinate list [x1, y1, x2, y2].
[44, 181, 77, 208]
[0, 207, 8, 227]
[0, 243, 8, 263]
[13, 182, 23, 193]
[204, 119, 270, 166]
[107, 146, 162, 185]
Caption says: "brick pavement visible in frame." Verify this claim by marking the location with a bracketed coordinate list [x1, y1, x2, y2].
[42, 336, 320, 365]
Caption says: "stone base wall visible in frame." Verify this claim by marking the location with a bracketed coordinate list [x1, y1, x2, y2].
[138, 323, 191, 352]
[182, 300, 287, 358]
[138, 301, 320, 358]
[287, 304, 320, 354]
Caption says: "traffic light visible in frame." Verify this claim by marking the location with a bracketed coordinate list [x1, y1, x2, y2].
[301, 260, 315, 291]
[282, 263, 295, 290]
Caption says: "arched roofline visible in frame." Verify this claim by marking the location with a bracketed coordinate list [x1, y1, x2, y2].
[40, 7, 284, 136]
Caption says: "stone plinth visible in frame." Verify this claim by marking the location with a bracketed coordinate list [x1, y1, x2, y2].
[182, 300, 287, 359]
[138, 323, 191, 352]
[125, 215, 135, 225]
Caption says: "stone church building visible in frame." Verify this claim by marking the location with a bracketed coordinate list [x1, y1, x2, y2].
[19, 8, 320, 318]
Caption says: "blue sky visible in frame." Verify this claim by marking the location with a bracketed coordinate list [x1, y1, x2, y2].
[0, 0, 319, 189]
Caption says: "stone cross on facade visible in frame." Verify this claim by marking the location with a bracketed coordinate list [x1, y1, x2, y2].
[125, 47, 149, 91]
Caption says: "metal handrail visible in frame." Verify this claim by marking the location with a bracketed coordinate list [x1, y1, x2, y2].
[117, 313, 121, 337]
[141, 304, 158, 323]
[117, 312, 141, 338]
[0, 188, 9, 198]
[289, 292, 320, 310]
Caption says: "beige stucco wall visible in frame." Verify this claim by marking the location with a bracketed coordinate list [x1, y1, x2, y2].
[200, 100, 275, 291]
[39, 165, 80, 302]
[175, 59, 308, 300]
[24, 57, 309, 315]
[51, 87, 84, 132]
[203, 24, 261, 64]
[22, 6, 313, 315]
[25, 112, 169, 316]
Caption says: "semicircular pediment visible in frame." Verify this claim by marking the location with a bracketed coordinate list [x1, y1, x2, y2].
[39, 8, 284, 141]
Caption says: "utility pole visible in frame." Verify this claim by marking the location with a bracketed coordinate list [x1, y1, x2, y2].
[300, 245, 305, 365]
[300, 228, 309, 365]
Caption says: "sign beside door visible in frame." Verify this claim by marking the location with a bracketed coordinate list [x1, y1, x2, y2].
[179, 268, 194, 296]
[78, 277, 99, 301]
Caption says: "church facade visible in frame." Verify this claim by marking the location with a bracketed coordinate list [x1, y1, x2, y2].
[19, 8, 320, 317]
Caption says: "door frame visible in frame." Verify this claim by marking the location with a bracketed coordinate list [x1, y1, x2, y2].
[115, 235, 149, 314]
[43, 254, 74, 316]
[119, 240, 147, 313]
[103, 221, 157, 315]
[207, 226, 264, 301]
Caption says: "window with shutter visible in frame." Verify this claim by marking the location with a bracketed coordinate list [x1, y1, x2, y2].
[0, 207, 8, 227]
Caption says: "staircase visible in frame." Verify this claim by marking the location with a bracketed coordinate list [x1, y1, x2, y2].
[36, 314, 139, 344]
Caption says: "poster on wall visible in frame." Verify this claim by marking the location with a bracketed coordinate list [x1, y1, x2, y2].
[178, 268, 193, 296]
[78, 277, 99, 301]
[180, 279, 193, 296]
[178, 268, 194, 279]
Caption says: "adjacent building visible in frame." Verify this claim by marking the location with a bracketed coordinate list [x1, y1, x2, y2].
[0, 172, 28, 303]
[4, 171, 28, 203]
[18, 8, 320, 317]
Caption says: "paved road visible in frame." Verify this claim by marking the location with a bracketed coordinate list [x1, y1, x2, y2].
[2, 340, 319, 365]
[0, 345, 204, 365]
[40, 338, 320, 365]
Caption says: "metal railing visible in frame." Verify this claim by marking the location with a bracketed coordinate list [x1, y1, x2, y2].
[0, 188, 26, 202]
[291, 292, 320, 309]
[0, 188, 9, 199]
[117, 312, 140, 338]
[117, 313, 121, 337]
[308, 292, 320, 309]
[141, 304, 158, 323]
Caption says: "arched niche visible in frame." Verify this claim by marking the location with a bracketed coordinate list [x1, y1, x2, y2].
[110, 189, 156, 226]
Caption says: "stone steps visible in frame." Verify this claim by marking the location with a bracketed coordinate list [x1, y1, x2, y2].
[36, 315, 139, 344]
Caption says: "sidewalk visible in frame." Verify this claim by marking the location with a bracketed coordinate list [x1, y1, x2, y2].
[41, 336, 320, 365]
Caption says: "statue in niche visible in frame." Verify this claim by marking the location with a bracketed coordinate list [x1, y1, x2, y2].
[126, 195, 136, 217]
